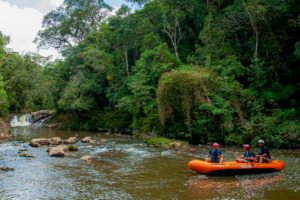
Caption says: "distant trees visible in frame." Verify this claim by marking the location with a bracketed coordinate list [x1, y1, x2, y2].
[34, 0, 112, 49]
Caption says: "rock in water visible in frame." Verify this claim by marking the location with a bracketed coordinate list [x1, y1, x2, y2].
[29, 138, 51, 147]
[0, 167, 14, 171]
[89, 140, 97, 144]
[80, 156, 101, 162]
[100, 139, 107, 143]
[64, 137, 77, 144]
[20, 153, 36, 157]
[51, 137, 62, 145]
[57, 145, 69, 152]
[49, 146, 65, 157]
[30, 110, 54, 121]
[19, 149, 28, 152]
[81, 136, 92, 143]
[169, 142, 182, 148]
[48, 145, 69, 153]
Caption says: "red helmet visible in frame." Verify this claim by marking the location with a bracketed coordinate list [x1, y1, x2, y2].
[244, 144, 250, 150]
[213, 143, 219, 148]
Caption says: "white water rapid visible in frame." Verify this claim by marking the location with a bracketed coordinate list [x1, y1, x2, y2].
[10, 114, 34, 127]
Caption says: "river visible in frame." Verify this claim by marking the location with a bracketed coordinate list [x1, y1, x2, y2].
[1, 127, 300, 199]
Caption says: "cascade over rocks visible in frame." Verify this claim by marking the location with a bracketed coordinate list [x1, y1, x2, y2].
[31, 110, 54, 122]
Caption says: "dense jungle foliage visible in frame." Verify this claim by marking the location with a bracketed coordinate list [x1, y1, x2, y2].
[1, 0, 300, 148]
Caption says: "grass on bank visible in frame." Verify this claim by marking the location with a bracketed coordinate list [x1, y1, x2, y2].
[146, 137, 189, 149]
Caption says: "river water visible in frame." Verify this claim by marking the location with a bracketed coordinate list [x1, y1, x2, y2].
[1, 127, 300, 199]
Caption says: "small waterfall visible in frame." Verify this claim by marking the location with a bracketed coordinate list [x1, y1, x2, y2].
[10, 114, 34, 127]
[35, 116, 51, 127]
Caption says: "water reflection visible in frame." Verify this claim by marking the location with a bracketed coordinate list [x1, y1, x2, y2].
[189, 172, 285, 199]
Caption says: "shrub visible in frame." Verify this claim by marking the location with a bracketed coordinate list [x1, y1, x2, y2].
[96, 109, 133, 132]
[68, 144, 78, 151]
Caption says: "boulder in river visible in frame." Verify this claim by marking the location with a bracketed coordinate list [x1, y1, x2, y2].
[51, 137, 62, 145]
[30, 110, 54, 121]
[81, 136, 92, 143]
[20, 153, 36, 157]
[29, 138, 51, 147]
[80, 156, 101, 162]
[169, 142, 182, 148]
[48, 145, 69, 153]
[49, 146, 65, 157]
[100, 139, 107, 143]
[64, 137, 77, 144]
[0, 167, 14, 171]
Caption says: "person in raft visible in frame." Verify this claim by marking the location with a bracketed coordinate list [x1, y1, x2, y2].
[235, 144, 258, 163]
[205, 143, 223, 164]
[255, 140, 271, 163]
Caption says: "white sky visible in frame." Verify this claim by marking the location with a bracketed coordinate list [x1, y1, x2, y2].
[0, 0, 131, 60]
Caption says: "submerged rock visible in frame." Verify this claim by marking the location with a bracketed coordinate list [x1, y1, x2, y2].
[81, 136, 92, 143]
[49, 146, 65, 157]
[64, 137, 77, 144]
[80, 156, 101, 162]
[31, 110, 54, 121]
[20, 153, 36, 157]
[29, 138, 51, 147]
[51, 137, 62, 145]
[89, 140, 97, 144]
[0, 167, 14, 171]
[100, 139, 107, 143]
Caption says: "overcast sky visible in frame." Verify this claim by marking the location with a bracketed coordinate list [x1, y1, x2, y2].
[0, 0, 133, 60]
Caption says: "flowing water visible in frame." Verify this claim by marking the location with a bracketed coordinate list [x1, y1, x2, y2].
[1, 127, 300, 199]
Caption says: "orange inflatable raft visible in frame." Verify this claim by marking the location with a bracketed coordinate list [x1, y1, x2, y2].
[188, 160, 285, 175]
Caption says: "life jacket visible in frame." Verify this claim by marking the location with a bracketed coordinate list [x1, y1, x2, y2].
[210, 148, 221, 161]
[244, 151, 255, 162]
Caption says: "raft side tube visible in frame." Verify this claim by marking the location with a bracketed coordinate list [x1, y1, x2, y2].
[188, 160, 285, 174]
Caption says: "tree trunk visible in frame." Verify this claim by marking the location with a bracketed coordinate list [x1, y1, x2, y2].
[174, 46, 180, 61]
[208, 0, 212, 30]
[124, 49, 130, 77]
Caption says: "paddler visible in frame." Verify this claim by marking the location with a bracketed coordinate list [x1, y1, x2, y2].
[255, 140, 271, 163]
[205, 143, 223, 164]
[235, 144, 258, 163]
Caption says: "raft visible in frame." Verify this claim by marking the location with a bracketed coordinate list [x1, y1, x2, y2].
[188, 160, 285, 175]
